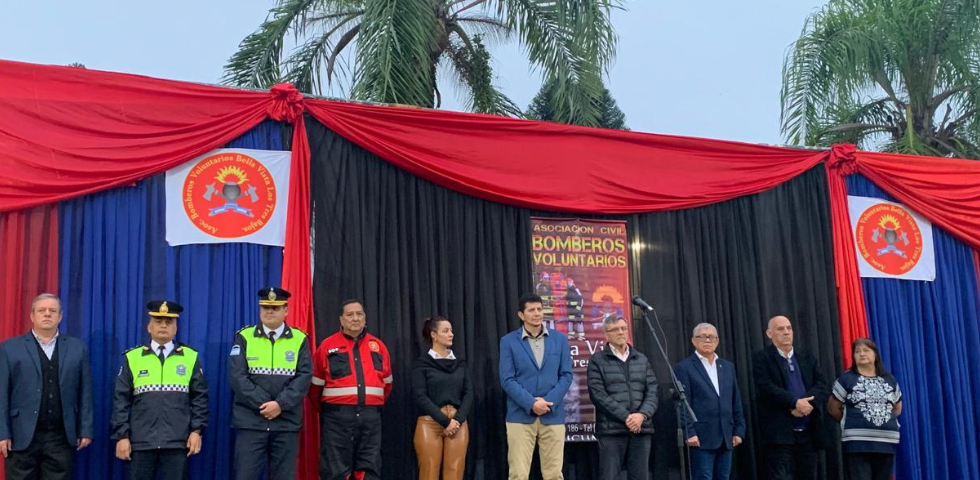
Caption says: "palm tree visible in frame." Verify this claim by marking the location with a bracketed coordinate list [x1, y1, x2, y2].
[223, 0, 620, 126]
[781, 0, 980, 158]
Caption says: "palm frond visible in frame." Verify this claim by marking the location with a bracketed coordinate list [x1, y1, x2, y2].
[281, 14, 361, 95]
[352, 0, 438, 106]
[454, 15, 513, 45]
[496, 0, 618, 126]
[445, 34, 523, 116]
[222, 0, 325, 88]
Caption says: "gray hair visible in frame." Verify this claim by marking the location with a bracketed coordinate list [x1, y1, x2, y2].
[692, 322, 717, 337]
[31, 293, 62, 313]
[603, 315, 628, 329]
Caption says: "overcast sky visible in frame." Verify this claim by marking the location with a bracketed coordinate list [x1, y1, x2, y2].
[1, 0, 827, 144]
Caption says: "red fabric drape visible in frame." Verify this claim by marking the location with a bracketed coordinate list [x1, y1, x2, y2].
[0, 205, 59, 478]
[825, 144, 869, 367]
[1, 58, 829, 215]
[306, 100, 829, 213]
[855, 150, 980, 252]
[0, 59, 272, 212]
[0, 205, 59, 341]
[266, 84, 319, 480]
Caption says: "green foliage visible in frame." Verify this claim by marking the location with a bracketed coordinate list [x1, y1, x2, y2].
[526, 78, 627, 129]
[781, 0, 980, 158]
[223, 0, 621, 125]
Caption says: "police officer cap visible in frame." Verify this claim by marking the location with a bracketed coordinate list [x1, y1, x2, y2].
[258, 287, 291, 306]
[146, 300, 183, 318]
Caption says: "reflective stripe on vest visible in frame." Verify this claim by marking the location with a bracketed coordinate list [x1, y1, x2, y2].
[126, 346, 198, 396]
[239, 326, 307, 376]
[322, 386, 386, 398]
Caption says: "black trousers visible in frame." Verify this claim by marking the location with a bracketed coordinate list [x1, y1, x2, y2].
[233, 429, 300, 480]
[844, 452, 894, 480]
[4, 429, 74, 480]
[764, 431, 819, 480]
[597, 434, 651, 480]
[320, 405, 382, 480]
[130, 448, 187, 480]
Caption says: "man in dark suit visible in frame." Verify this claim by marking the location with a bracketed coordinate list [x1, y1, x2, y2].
[752, 315, 829, 480]
[499, 293, 573, 480]
[676, 323, 745, 480]
[0, 293, 94, 480]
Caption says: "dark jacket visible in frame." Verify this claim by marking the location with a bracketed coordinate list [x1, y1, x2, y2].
[675, 353, 746, 450]
[411, 354, 473, 428]
[110, 342, 209, 450]
[752, 345, 831, 448]
[587, 344, 658, 436]
[0, 332, 94, 450]
[228, 323, 313, 431]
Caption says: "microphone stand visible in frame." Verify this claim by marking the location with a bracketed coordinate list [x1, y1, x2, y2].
[635, 305, 696, 480]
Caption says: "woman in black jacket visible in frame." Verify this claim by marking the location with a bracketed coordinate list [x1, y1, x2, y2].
[412, 316, 473, 480]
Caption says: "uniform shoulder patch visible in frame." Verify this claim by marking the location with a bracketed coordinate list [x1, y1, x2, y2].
[122, 345, 143, 355]
[230, 344, 241, 356]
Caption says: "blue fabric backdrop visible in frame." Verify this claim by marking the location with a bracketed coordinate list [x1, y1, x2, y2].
[58, 121, 286, 480]
[846, 174, 980, 480]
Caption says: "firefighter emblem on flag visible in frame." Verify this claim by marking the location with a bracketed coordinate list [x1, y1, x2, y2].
[182, 151, 277, 239]
[855, 202, 924, 275]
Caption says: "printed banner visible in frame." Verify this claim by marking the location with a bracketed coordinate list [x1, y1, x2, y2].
[848, 195, 935, 281]
[166, 148, 291, 246]
[531, 217, 631, 442]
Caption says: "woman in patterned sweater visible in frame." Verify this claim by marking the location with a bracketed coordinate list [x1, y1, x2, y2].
[828, 338, 903, 480]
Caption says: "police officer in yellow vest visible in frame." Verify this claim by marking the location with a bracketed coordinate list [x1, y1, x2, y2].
[229, 287, 312, 480]
[111, 300, 209, 480]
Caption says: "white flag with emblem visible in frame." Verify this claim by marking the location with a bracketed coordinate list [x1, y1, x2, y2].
[848, 195, 935, 281]
[166, 148, 291, 246]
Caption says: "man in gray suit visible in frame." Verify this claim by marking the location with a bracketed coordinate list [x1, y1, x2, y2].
[0, 293, 94, 480]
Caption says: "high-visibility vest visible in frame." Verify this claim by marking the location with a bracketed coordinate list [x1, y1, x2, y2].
[237, 326, 307, 376]
[126, 345, 198, 395]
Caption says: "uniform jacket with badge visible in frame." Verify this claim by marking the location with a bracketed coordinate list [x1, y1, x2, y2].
[312, 330, 392, 406]
[228, 323, 313, 431]
[111, 342, 209, 450]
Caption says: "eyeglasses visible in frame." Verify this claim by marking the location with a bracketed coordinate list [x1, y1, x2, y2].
[605, 326, 629, 333]
[694, 334, 719, 342]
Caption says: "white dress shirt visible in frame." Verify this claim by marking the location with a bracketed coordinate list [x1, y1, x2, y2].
[428, 348, 457, 359]
[696, 351, 720, 395]
[151, 340, 175, 359]
[262, 323, 286, 340]
[32, 330, 59, 360]
[611, 344, 630, 362]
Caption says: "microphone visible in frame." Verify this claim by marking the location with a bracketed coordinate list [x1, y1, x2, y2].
[631, 295, 654, 312]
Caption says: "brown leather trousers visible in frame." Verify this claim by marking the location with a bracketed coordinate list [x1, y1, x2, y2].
[413, 405, 469, 480]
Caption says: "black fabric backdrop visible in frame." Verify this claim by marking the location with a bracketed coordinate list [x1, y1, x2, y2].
[309, 119, 844, 480]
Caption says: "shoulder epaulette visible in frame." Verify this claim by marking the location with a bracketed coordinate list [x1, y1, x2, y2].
[123, 345, 146, 355]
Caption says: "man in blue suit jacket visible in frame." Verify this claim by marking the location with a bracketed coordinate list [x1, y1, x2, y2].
[499, 293, 573, 480]
[0, 293, 94, 480]
[675, 323, 745, 480]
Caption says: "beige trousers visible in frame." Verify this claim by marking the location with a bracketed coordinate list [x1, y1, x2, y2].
[506, 419, 565, 480]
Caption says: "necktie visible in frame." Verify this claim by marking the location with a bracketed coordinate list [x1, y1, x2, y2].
[268, 331, 276, 344]
[158, 345, 166, 364]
